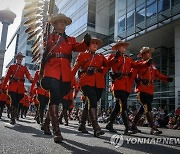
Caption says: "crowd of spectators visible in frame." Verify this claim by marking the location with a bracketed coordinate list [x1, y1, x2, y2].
[67, 106, 180, 130]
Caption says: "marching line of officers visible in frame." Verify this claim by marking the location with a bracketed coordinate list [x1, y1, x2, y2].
[0, 13, 173, 143]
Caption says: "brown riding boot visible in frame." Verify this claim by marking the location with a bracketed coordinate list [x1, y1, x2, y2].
[49, 105, 63, 143]
[146, 112, 162, 135]
[106, 110, 119, 133]
[58, 111, 63, 124]
[0, 108, 3, 119]
[7, 107, 11, 118]
[39, 110, 44, 124]
[10, 106, 16, 125]
[78, 109, 88, 133]
[131, 112, 143, 133]
[43, 110, 52, 135]
[89, 108, 105, 137]
[63, 109, 68, 126]
[121, 111, 132, 135]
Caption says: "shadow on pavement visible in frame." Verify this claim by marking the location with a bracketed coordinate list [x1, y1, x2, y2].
[59, 138, 121, 154]
[4, 123, 52, 139]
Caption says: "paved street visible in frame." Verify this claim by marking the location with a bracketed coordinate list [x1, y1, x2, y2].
[0, 113, 179, 154]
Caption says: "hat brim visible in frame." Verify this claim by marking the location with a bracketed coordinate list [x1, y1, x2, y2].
[15, 55, 25, 58]
[50, 16, 72, 26]
[138, 48, 154, 57]
[91, 38, 103, 47]
[112, 42, 129, 51]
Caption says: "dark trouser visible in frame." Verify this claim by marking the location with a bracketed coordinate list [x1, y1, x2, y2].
[8, 92, 24, 108]
[41, 77, 71, 105]
[18, 103, 23, 118]
[0, 101, 6, 118]
[106, 99, 120, 125]
[81, 86, 103, 109]
[138, 92, 153, 114]
[38, 94, 49, 124]
[8, 92, 24, 123]
[135, 92, 154, 128]
[114, 90, 130, 130]
[60, 99, 70, 125]
[41, 76, 71, 142]
[6, 104, 11, 118]
[81, 86, 104, 136]
[22, 106, 29, 117]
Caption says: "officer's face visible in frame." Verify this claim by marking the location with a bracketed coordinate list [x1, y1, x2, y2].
[117, 46, 126, 53]
[142, 51, 152, 60]
[16, 57, 23, 64]
[54, 20, 66, 33]
[89, 41, 98, 52]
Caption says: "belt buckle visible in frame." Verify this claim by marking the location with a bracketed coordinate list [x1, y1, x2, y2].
[55, 53, 59, 57]
[94, 68, 97, 73]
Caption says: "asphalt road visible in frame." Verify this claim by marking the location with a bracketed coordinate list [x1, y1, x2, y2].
[0, 113, 179, 154]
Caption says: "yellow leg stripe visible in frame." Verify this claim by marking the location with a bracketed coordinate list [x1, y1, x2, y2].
[138, 92, 148, 113]
[112, 91, 115, 97]
[137, 92, 143, 105]
[7, 94, 12, 105]
[143, 104, 148, 113]
[86, 96, 90, 110]
[118, 99, 122, 113]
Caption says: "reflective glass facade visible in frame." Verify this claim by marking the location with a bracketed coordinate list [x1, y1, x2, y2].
[105, 0, 180, 111]
[56, 0, 89, 37]
[117, 0, 180, 38]
[128, 47, 175, 112]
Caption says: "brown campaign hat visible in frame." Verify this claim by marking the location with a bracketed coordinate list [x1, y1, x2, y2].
[112, 40, 129, 51]
[138, 47, 155, 57]
[15, 52, 25, 59]
[49, 13, 72, 26]
[91, 37, 103, 47]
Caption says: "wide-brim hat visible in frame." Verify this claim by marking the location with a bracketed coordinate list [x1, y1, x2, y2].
[138, 47, 155, 57]
[112, 40, 129, 51]
[90, 38, 103, 47]
[49, 13, 72, 26]
[15, 52, 25, 59]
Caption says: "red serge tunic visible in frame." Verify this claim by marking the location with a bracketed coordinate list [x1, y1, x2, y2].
[43, 33, 88, 81]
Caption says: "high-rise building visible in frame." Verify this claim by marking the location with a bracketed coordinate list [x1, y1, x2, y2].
[3, 1, 53, 91]
[55, 0, 115, 108]
[55, 0, 180, 111]
[104, 0, 180, 111]
[2, 26, 20, 76]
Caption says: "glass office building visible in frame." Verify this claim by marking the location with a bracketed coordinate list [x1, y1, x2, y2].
[56, 0, 114, 108]
[55, 0, 180, 111]
[110, 0, 180, 111]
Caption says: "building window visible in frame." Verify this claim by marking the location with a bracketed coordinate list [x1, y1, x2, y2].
[146, 0, 157, 18]
[127, 9, 135, 29]
[88, 0, 96, 28]
[158, 0, 170, 12]
[136, 0, 145, 6]
[27, 40, 34, 46]
[25, 63, 39, 71]
[172, 0, 180, 6]
[118, 15, 125, 34]
[26, 50, 32, 57]
[136, 3, 145, 24]
[127, 0, 135, 12]
[88, 11, 96, 27]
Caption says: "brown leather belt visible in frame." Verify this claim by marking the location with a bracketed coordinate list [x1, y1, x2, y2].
[81, 68, 103, 73]
[140, 78, 154, 85]
[50, 53, 72, 61]
[10, 77, 25, 82]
